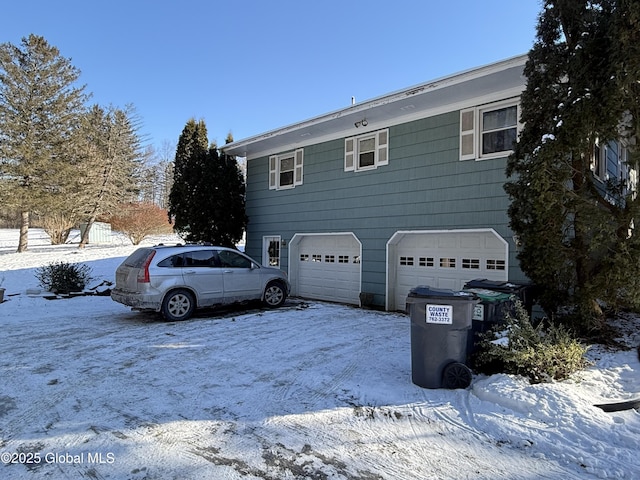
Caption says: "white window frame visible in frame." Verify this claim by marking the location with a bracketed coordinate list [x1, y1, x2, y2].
[345, 128, 389, 172]
[620, 142, 637, 196]
[460, 100, 521, 161]
[591, 139, 607, 181]
[262, 235, 281, 267]
[269, 148, 304, 190]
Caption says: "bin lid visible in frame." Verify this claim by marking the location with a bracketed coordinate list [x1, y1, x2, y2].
[464, 288, 513, 303]
[407, 285, 476, 302]
[464, 278, 528, 291]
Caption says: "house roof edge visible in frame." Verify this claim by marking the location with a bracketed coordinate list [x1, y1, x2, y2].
[222, 54, 529, 158]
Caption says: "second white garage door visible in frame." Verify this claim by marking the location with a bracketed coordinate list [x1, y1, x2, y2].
[289, 233, 361, 305]
[386, 229, 509, 311]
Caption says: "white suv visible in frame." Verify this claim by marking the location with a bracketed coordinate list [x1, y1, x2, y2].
[111, 244, 290, 321]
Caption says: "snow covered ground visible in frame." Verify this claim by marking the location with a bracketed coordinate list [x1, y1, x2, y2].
[0, 229, 638, 479]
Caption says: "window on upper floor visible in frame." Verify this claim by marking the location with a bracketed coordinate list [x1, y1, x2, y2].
[460, 100, 520, 161]
[592, 140, 606, 181]
[622, 146, 638, 197]
[594, 139, 639, 193]
[591, 138, 631, 183]
[344, 128, 389, 172]
[269, 149, 304, 190]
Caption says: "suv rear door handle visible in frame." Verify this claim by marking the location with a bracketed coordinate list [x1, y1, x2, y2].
[184, 269, 196, 274]
[223, 270, 233, 274]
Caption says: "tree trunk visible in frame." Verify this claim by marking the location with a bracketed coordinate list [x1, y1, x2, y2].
[78, 215, 96, 249]
[17, 211, 29, 253]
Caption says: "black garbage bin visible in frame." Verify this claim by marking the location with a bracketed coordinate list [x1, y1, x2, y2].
[406, 286, 478, 389]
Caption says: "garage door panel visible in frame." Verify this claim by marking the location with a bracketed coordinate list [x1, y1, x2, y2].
[293, 234, 361, 305]
[438, 278, 457, 290]
[438, 235, 454, 248]
[397, 271, 436, 292]
[389, 230, 508, 311]
[460, 235, 481, 249]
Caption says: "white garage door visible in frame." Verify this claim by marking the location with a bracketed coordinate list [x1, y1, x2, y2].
[289, 233, 361, 305]
[387, 229, 508, 311]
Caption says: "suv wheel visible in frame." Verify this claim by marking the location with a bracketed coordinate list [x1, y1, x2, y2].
[162, 289, 195, 321]
[263, 281, 286, 308]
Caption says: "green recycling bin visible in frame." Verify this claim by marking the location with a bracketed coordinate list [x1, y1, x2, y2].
[463, 278, 534, 314]
[406, 286, 478, 389]
[464, 287, 515, 357]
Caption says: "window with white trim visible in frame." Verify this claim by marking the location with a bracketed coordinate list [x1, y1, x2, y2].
[486, 259, 505, 270]
[440, 258, 456, 268]
[269, 148, 304, 190]
[591, 139, 606, 180]
[462, 258, 480, 269]
[623, 145, 638, 196]
[345, 128, 389, 172]
[400, 256, 414, 266]
[419, 257, 434, 267]
[460, 100, 520, 161]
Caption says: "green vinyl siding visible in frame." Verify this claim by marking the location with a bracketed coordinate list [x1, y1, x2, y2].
[245, 110, 523, 307]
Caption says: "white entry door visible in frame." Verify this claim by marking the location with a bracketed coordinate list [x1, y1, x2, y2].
[262, 236, 281, 267]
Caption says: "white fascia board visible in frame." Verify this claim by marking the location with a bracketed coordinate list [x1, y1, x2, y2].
[238, 87, 525, 161]
[223, 55, 528, 159]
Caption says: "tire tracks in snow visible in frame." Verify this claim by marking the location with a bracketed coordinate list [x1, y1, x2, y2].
[395, 387, 586, 479]
[0, 312, 184, 479]
[259, 303, 376, 415]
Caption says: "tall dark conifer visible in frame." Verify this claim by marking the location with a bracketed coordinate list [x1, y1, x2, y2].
[168, 119, 209, 240]
[505, 0, 640, 328]
[168, 120, 247, 246]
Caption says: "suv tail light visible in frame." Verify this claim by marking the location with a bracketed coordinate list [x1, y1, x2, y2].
[137, 251, 156, 283]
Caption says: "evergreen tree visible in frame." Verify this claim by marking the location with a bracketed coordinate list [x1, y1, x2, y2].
[168, 119, 210, 241]
[168, 119, 247, 246]
[505, 0, 640, 329]
[200, 147, 247, 246]
[0, 35, 88, 252]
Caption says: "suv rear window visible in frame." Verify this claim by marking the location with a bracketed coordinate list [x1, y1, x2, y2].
[158, 254, 184, 268]
[123, 248, 155, 268]
[157, 250, 221, 268]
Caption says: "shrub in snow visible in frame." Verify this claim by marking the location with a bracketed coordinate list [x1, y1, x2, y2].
[105, 202, 174, 245]
[473, 300, 589, 384]
[35, 261, 92, 294]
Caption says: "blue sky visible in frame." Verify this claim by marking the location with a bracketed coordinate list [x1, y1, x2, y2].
[3, 0, 541, 156]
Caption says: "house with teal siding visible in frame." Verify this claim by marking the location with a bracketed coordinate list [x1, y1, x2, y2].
[221, 54, 532, 310]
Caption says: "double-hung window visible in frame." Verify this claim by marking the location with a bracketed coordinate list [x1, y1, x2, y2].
[344, 128, 389, 172]
[460, 100, 520, 161]
[269, 149, 304, 190]
[591, 139, 635, 190]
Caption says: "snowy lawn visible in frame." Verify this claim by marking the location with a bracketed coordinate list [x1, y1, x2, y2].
[0, 229, 638, 479]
